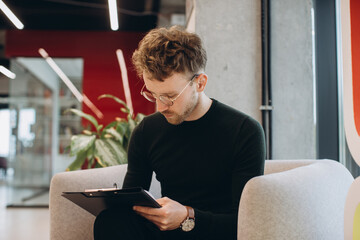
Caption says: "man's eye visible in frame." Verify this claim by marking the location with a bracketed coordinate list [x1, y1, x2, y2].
[162, 95, 174, 99]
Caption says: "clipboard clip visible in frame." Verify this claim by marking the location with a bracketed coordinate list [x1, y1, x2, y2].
[84, 182, 120, 193]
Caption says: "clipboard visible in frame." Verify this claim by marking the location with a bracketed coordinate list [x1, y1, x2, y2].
[62, 187, 161, 216]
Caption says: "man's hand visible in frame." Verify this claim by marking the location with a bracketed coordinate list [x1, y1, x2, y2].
[133, 197, 188, 231]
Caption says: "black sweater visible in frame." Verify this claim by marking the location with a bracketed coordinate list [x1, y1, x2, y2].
[123, 99, 266, 240]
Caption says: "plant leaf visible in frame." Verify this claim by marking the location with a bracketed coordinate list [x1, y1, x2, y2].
[97, 124, 103, 131]
[98, 94, 130, 111]
[86, 145, 95, 162]
[94, 139, 120, 166]
[94, 139, 127, 166]
[116, 122, 129, 136]
[66, 150, 87, 171]
[70, 135, 96, 156]
[135, 113, 146, 124]
[103, 121, 117, 131]
[95, 156, 107, 167]
[104, 138, 128, 164]
[87, 157, 94, 169]
[101, 121, 117, 138]
[128, 118, 136, 132]
[121, 108, 129, 113]
[105, 127, 124, 144]
[94, 161, 103, 168]
[65, 108, 99, 129]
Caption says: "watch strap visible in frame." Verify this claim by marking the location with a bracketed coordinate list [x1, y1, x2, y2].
[180, 206, 195, 232]
[186, 206, 195, 220]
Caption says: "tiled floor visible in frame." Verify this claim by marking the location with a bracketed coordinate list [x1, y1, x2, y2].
[0, 179, 50, 240]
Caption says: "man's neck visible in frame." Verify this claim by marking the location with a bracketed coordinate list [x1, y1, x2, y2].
[185, 93, 212, 121]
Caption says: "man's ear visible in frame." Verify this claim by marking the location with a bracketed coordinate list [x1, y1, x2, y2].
[196, 74, 208, 92]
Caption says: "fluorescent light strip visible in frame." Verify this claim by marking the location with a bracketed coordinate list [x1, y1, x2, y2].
[116, 49, 133, 115]
[0, 65, 16, 79]
[0, 0, 24, 29]
[82, 95, 104, 120]
[38, 48, 104, 119]
[39, 48, 83, 102]
[108, 0, 119, 31]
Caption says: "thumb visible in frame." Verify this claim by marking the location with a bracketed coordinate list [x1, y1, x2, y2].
[156, 197, 170, 206]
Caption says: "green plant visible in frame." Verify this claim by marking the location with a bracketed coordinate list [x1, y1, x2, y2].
[65, 94, 145, 171]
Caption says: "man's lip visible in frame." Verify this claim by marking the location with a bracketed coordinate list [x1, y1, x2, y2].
[162, 112, 173, 118]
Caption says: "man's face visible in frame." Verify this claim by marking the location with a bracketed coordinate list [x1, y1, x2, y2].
[143, 72, 199, 125]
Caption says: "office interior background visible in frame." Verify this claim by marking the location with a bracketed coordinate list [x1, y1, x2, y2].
[0, 0, 359, 239]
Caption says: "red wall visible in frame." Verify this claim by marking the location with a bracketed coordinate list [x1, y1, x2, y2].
[350, 0, 360, 136]
[5, 30, 155, 126]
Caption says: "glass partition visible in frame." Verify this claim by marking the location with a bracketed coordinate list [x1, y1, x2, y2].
[6, 60, 53, 206]
[4, 57, 83, 207]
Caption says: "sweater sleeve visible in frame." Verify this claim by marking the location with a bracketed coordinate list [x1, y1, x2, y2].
[122, 120, 153, 191]
[192, 117, 266, 240]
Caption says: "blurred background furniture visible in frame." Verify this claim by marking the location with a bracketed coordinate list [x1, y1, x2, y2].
[0, 156, 7, 177]
[49, 160, 353, 240]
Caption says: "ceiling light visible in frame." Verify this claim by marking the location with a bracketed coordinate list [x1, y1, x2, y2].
[38, 48, 104, 119]
[108, 0, 119, 31]
[0, 65, 16, 79]
[0, 0, 24, 29]
[116, 49, 133, 115]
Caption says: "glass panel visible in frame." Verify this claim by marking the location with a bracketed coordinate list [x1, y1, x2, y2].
[0, 109, 11, 157]
[7, 60, 53, 206]
[57, 58, 83, 174]
[3, 57, 83, 207]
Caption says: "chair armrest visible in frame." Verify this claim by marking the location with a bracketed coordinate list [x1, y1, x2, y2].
[49, 164, 127, 240]
[238, 160, 353, 240]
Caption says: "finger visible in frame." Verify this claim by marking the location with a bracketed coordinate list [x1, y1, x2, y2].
[140, 213, 176, 232]
[138, 212, 162, 223]
[156, 197, 170, 205]
[133, 206, 161, 215]
[134, 208, 164, 221]
[144, 216, 170, 231]
[135, 211, 167, 225]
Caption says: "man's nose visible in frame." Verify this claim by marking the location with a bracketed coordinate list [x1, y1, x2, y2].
[156, 99, 169, 112]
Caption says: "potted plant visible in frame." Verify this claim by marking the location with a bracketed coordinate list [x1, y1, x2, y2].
[65, 94, 145, 171]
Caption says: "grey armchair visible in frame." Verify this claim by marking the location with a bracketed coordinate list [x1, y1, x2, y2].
[50, 160, 353, 240]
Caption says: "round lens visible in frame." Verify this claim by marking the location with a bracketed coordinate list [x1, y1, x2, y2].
[142, 91, 156, 102]
[159, 96, 173, 106]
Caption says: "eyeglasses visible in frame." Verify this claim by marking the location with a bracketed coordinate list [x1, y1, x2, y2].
[140, 73, 200, 107]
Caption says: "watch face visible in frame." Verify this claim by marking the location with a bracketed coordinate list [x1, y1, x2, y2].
[181, 219, 195, 232]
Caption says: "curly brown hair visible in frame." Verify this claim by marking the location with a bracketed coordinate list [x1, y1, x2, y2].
[132, 26, 207, 81]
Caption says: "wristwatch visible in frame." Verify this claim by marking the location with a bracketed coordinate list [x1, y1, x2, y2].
[180, 206, 195, 232]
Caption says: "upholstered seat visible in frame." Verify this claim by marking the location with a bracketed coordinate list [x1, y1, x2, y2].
[49, 159, 353, 240]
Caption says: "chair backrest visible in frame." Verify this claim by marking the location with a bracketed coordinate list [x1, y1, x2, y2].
[238, 159, 354, 240]
[150, 160, 318, 199]
[264, 159, 316, 175]
[149, 172, 161, 198]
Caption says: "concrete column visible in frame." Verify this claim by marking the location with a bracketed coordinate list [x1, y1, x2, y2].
[270, 0, 316, 159]
[189, 0, 262, 122]
[188, 0, 316, 159]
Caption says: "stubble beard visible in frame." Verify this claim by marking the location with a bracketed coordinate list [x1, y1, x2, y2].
[163, 92, 199, 125]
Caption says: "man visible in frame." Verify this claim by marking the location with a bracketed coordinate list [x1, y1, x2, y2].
[94, 26, 265, 240]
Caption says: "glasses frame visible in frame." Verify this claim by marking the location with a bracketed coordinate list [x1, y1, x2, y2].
[140, 73, 200, 107]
